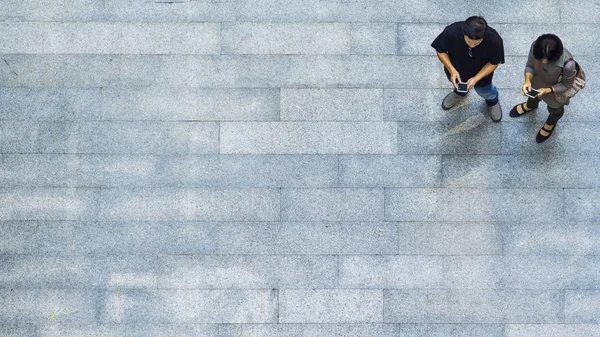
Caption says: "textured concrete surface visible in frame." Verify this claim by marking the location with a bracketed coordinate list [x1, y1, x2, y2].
[1, 0, 600, 336]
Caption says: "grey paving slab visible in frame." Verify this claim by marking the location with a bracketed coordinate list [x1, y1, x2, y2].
[397, 24, 446, 56]
[504, 255, 600, 289]
[0, 188, 99, 221]
[102, 88, 279, 121]
[503, 222, 600, 256]
[505, 324, 600, 337]
[0, 221, 38, 254]
[384, 89, 455, 122]
[98, 188, 280, 221]
[219, 324, 400, 337]
[502, 122, 600, 155]
[216, 222, 398, 255]
[121, 324, 219, 337]
[99, 289, 278, 324]
[560, 0, 600, 23]
[104, 0, 237, 22]
[0, 255, 157, 289]
[0, 289, 98, 324]
[492, 56, 527, 89]
[339, 255, 445, 289]
[0, 23, 45, 54]
[279, 289, 383, 323]
[339, 155, 442, 187]
[0, 0, 104, 21]
[0, 154, 82, 187]
[397, 120, 503, 155]
[351, 23, 396, 55]
[38, 221, 217, 255]
[397, 324, 504, 337]
[384, 289, 563, 323]
[500, 24, 600, 57]
[37, 325, 124, 337]
[281, 188, 384, 221]
[222, 23, 350, 55]
[566, 291, 600, 323]
[0, 324, 37, 337]
[565, 189, 600, 221]
[442, 154, 600, 188]
[220, 122, 397, 154]
[0, 88, 101, 121]
[385, 188, 563, 222]
[444, 256, 504, 289]
[0, 121, 38, 153]
[280, 89, 383, 121]
[157, 255, 337, 289]
[398, 223, 502, 255]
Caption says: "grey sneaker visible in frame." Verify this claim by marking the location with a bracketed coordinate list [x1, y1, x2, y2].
[441, 92, 465, 110]
[487, 102, 502, 122]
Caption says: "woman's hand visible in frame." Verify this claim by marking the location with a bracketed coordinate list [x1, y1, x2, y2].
[536, 87, 553, 97]
[522, 80, 532, 96]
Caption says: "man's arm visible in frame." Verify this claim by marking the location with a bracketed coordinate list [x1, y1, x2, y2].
[467, 62, 498, 89]
[436, 51, 461, 88]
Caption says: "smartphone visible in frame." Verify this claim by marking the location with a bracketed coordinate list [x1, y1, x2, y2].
[526, 89, 540, 99]
[457, 82, 469, 93]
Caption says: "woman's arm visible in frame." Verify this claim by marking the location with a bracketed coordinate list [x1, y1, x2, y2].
[552, 60, 577, 93]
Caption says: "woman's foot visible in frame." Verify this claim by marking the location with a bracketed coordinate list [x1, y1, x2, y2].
[509, 103, 533, 117]
[536, 123, 556, 143]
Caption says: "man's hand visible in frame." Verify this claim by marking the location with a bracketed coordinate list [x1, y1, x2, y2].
[450, 70, 462, 89]
[522, 80, 532, 96]
[466, 77, 478, 90]
[536, 87, 552, 97]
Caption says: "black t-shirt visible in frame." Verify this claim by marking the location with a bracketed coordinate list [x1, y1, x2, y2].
[431, 21, 505, 87]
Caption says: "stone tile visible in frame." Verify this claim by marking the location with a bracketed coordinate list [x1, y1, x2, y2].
[157, 255, 337, 289]
[383, 89, 455, 122]
[339, 255, 445, 288]
[0, 221, 38, 254]
[500, 24, 600, 57]
[504, 255, 600, 289]
[104, 0, 237, 22]
[566, 291, 600, 323]
[220, 122, 397, 154]
[99, 289, 278, 323]
[397, 324, 504, 337]
[385, 188, 563, 222]
[0, 121, 38, 153]
[0, 0, 104, 21]
[37, 325, 125, 337]
[494, 56, 527, 89]
[0, 154, 82, 187]
[502, 122, 600, 155]
[397, 24, 446, 55]
[0, 23, 45, 53]
[398, 223, 502, 255]
[397, 121, 502, 155]
[280, 89, 383, 121]
[384, 289, 563, 323]
[222, 23, 350, 55]
[219, 324, 400, 337]
[216, 222, 398, 255]
[444, 256, 504, 289]
[0, 289, 98, 324]
[442, 154, 600, 188]
[280, 289, 383, 323]
[0, 188, 100, 221]
[281, 188, 384, 221]
[98, 188, 280, 221]
[38, 221, 217, 255]
[118, 23, 220, 55]
[560, 0, 600, 23]
[0, 324, 37, 337]
[102, 88, 279, 121]
[351, 23, 396, 55]
[0, 88, 101, 121]
[565, 189, 600, 221]
[505, 324, 600, 337]
[503, 222, 600, 255]
[339, 155, 442, 187]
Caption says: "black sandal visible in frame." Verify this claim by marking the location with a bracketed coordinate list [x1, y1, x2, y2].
[536, 123, 556, 143]
[509, 103, 533, 117]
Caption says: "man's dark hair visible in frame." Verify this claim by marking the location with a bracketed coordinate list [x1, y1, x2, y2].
[533, 34, 564, 62]
[463, 16, 488, 40]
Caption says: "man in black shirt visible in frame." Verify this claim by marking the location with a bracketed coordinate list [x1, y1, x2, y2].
[431, 16, 505, 122]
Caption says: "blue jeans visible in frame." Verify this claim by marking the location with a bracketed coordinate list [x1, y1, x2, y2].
[454, 83, 499, 106]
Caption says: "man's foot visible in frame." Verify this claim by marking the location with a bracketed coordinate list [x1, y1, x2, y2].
[487, 102, 502, 122]
[442, 92, 465, 110]
[509, 103, 533, 117]
[536, 123, 556, 143]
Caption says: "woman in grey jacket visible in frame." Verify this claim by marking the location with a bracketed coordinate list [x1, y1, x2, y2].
[509, 34, 578, 142]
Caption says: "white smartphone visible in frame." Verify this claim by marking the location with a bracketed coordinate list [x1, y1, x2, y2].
[526, 88, 540, 99]
[457, 82, 469, 93]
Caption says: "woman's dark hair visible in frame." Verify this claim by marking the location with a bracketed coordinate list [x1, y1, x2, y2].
[533, 34, 564, 62]
[463, 16, 487, 40]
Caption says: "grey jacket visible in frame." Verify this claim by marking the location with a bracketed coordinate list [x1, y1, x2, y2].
[525, 42, 577, 107]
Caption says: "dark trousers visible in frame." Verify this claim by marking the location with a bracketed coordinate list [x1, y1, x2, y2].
[526, 97, 565, 126]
